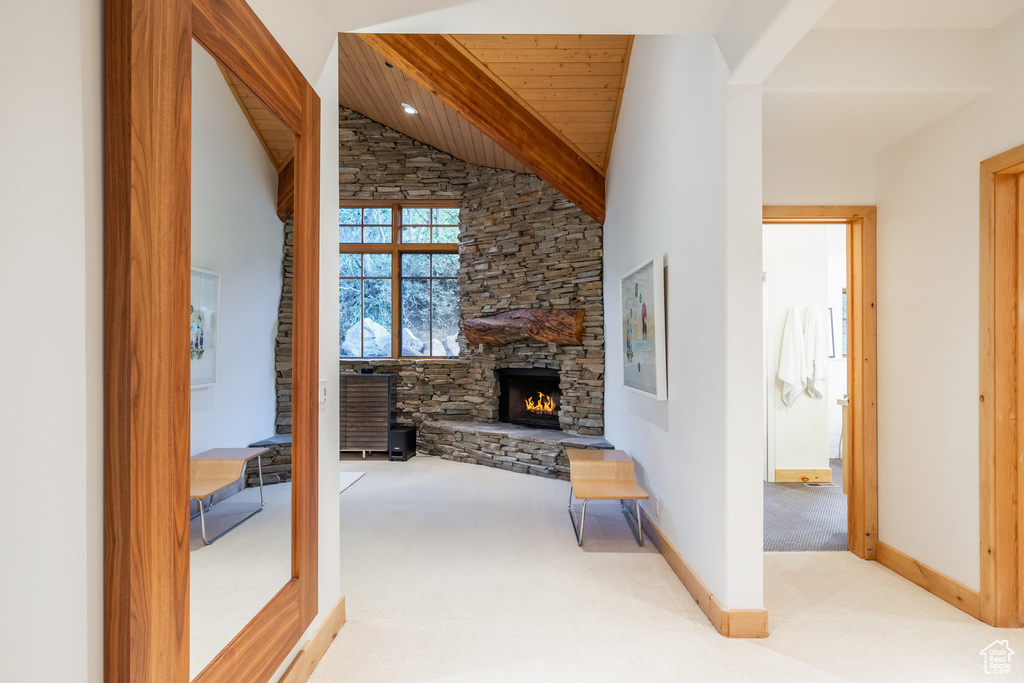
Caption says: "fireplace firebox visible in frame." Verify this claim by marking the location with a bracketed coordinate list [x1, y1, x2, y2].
[498, 368, 562, 430]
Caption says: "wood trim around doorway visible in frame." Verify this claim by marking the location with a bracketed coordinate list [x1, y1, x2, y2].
[763, 206, 878, 560]
[980, 144, 1024, 628]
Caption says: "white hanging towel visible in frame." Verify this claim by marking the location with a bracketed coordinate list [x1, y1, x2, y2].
[803, 306, 829, 399]
[778, 306, 805, 406]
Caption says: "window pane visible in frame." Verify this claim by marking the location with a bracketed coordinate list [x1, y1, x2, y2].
[432, 253, 459, 278]
[431, 278, 460, 357]
[363, 207, 392, 225]
[364, 225, 390, 243]
[433, 224, 459, 244]
[339, 279, 362, 357]
[400, 278, 430, 357]
[433, 207, 459, 225]
[363, 253, 391, 277]
[362, 279, 392, 357]
[401, 253, 430, 278]
[402, 225, 430, 243]
[339, 224, 361, 243]
[339, 209, 361, 243]
[402, 207, 430, 225]
[338, 253, 361, 278]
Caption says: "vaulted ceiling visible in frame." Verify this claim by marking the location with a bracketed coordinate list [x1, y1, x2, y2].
[338, 33, 632, 174]
[446, 34, 633, 173]
[337, 33, 634, 223]
[336, 33, 528, 173]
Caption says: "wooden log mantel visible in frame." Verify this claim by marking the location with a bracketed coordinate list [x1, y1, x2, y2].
[463, 309, 584, 347]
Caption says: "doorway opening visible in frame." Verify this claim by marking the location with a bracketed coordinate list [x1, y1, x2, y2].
[763, 207, 878, 559]
[762, 222, 848, 551]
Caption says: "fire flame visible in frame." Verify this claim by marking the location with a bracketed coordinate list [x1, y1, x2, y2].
[525, 392, 556, 415]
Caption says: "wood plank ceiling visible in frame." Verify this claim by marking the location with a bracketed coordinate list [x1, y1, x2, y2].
[338, 33, 633, 176]
[337, 33, 526, 173]
[449, 34, 633, 173]
[217, 64, 295, 172]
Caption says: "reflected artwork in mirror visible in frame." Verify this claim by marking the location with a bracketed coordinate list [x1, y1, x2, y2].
[189, 38, 295, 679]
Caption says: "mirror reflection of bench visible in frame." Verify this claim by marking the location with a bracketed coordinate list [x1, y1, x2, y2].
[190, 447, 269, 545]
[566, 449, 649, 547]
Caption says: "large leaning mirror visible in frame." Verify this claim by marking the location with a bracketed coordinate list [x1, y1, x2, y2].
[104, 0, 320, 681]
[189, 39, 296, 678]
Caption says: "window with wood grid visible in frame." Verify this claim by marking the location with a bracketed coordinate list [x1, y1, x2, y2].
[339, 201, 461, 358]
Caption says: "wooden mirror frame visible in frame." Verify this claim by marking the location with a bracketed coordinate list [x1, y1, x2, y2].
[104, 0, 320, 680]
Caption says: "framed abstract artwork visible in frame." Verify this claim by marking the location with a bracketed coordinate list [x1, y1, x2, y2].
[190, 267, 219, 387]
[621, 254, 667, 400]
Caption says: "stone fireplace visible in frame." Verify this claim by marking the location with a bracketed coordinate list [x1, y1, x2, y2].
[333, 107, 609, 479]
[498, 368, 561, 430]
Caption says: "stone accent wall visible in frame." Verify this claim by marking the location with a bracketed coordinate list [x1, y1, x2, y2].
[245, 435, 291, 487]
[418, 421, 612, 480]
[337, 107, 605, 437]
[339, 108, 469, 200]
[276, 218, 294, 436]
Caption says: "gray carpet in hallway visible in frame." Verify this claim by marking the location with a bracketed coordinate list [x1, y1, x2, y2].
[764, 458, 847, 551]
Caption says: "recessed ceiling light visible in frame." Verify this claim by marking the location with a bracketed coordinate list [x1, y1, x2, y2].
[401, 103, 419, 115]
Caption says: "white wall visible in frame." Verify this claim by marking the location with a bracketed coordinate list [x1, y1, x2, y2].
[763, 225, 830, 473]
[763, 152, 876, 206]
[0, 2, 339, 681]
[604, 35, 763, 610]
[825, 224, 847, 460]
[872, 7, 1024, 593]
[0, 1, 104, 681]
[190, 42, 282, 455]
[312, 33, 342, 659]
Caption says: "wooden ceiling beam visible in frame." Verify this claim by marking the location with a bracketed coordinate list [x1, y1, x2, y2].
[359, 33, 606, 224]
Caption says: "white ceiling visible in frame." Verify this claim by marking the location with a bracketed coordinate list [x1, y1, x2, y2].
[764, 1, 1024, 155]
[323, 0, 735, 34]
[763, 90, 985, 155]
[815, 0, 1024, 30]
[324, 0, 1024, 39]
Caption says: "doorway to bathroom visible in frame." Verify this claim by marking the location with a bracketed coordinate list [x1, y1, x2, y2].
[762, 207, 877, 558]
[762, 222, 847, 551]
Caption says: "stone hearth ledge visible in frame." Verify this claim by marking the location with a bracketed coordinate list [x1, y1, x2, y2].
[418, 420, 613, 480]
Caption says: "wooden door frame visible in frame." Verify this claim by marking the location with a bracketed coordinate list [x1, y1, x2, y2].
[763, 206, 878, 559]
[104, 0, 320, 680]
[980, 144, 1024, 627]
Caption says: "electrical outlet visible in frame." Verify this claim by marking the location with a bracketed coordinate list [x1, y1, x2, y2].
[655, 496, 662, 517]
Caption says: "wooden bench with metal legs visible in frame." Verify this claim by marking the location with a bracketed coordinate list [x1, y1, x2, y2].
[566, 448, 649, 547]
[190, 447, 268, 545]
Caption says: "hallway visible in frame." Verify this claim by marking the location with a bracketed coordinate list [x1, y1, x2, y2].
[312, 457, 1009, 682]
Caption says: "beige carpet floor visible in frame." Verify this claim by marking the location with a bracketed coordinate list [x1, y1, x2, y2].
[310, 456, 1020, 682]
[340, 471, 365, 493]
[190, 482, 292, 678]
